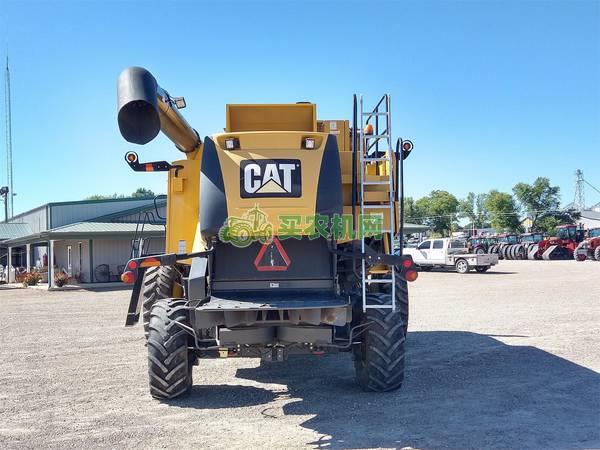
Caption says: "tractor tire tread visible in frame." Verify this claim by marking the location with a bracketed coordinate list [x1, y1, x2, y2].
[142, 266, 179, 339]
[354, 291, 407, 392]
[147, 298, 192, 400]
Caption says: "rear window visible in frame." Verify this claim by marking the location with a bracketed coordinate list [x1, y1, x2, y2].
[433, 240, 444, 249]
[450, 239, 466, 249]
[418, 240, 431, 250]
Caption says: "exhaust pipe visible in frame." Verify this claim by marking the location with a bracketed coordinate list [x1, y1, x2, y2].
[117, 67, 201, 153]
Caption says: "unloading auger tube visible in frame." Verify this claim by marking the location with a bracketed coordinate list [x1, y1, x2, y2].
[117, 66, 201, 153]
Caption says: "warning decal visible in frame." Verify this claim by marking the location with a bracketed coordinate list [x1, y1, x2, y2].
[253, 237, 291, 272]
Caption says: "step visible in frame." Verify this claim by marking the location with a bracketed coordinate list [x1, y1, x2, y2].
[363, 181, 390, 185]
[362, 204, 392, 209]
[362, 112, 389, 116]
[364, 304, 394, 309]
[362, 157, 390, 162]
[363, 134, 390, 140]
[364, 279, 393, 284]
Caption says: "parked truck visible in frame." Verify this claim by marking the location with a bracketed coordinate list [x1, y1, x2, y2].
[403, 238, 499, 273]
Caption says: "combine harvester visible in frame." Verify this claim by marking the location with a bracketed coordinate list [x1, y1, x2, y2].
[116, 67, 419, 398]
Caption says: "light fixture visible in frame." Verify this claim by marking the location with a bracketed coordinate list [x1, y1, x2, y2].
[225, 137, 240, 150]
[303, 137, 316, 149]
[173, 96, 187, 109]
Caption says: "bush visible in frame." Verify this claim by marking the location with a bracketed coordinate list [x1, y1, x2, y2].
[54, 271, 70, 287]
[22, 271, 42, 287]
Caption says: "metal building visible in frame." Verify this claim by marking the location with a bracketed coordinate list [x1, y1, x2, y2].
[0, 198, 166, 288]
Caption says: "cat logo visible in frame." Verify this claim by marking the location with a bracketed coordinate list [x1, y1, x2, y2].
[240, 159, 302, 198]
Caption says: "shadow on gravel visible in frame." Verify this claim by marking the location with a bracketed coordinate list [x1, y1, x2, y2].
[233, 331, 600, 449]
[169, 385, 276, 409]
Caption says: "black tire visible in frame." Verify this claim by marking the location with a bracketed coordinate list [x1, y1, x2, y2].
[142, 266, 179, 339]
[595, 247, 600, 261]
[353, 292, 406, 392]
[147, 298, 193, 400]
[378, 268, 409, 340]
[475, 247, 485, 255]
[516, 245, 526, 260]
[475, 265, 489, 273]
[455, 258, 469, 274]
[498, 245, 504, 260]
[574, 244, 586, 261]
[383, 269, 409, 336]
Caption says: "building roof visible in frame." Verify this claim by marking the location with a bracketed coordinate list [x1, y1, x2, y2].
[91, 198, 167, 223]
[3, 196, 158, 225]
[0, 223, 33, 241]
[580, 210, 600, 221]
[50, 221, 165, 234]
[2, 221, 165, 246]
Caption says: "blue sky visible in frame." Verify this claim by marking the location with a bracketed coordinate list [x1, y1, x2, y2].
[2, 0, 599, 214]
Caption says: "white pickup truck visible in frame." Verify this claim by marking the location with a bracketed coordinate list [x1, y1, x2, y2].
[402, 238, 499, 273]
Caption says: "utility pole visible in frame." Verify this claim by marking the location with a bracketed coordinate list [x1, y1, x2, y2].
[4, 56, 14, 218]
[574, 169, 585, 211]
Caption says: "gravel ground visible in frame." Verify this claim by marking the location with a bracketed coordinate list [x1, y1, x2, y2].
[0, 260, 599, 449]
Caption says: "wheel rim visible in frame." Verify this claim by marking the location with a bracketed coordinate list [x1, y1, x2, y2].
[457, 261, 467, 272]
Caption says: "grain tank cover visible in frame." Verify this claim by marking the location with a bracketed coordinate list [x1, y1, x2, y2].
[226, 104, 317, 132]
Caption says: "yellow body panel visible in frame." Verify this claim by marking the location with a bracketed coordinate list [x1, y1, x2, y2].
[162, 112, 400, 257]
[166, 158, 201, 255]
[213, 131, 327, 236]
[226, 104, 316, 132]
[317, 120, 349, 152]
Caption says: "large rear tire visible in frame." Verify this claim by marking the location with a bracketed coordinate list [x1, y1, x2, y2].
[147, 298, 193, 400]
[353, 292, 406, 392]
[595, 247, 600, 261]
[142, 266, 179, 339]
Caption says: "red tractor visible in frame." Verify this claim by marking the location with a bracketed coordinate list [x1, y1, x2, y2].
[536, 224, 585, 260]
[467, 236, 497, 255]
[520, 232, 545, 260]
[574, 228, 600, 261]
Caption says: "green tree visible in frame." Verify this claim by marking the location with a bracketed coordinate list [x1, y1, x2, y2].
[85, 187, 155, 200]
[415, 190, 459, 236]
[458, 192, 489, 228]
[402, 196, 423, 224]
[85, 193, 125, 200]
[512, 177, 560, 230]
[536, 209, 581, 234]
[131, 187, 156, 198]
[484, 190, 521, 232]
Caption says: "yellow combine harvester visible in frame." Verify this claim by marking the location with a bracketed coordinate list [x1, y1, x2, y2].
[117, 67, 418, 398]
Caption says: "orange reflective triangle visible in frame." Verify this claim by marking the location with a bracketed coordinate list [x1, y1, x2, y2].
[254, 237, 291, 272]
